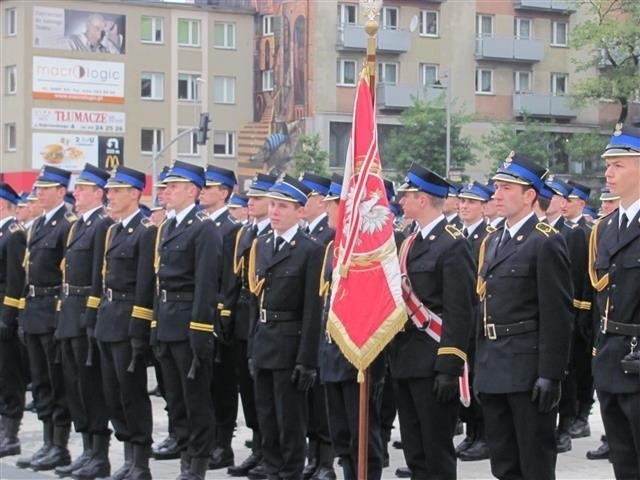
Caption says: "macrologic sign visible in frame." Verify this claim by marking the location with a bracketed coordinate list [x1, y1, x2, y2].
[32, 56, 125, 104]
[32, 108, 125, 133]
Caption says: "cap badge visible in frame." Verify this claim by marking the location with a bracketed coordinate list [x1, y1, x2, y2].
[502, 151, 515, 169]
[613, 122, 623, 137]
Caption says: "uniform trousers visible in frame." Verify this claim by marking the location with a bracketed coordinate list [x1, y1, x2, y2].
[0, 336, 27, 419]
[597, 390, 640, 480]
[157, 341, 215, 459]
[379, 367, 397, 443]
[211, 340, 238, 443]
[25, 332, 70, 426]
[255, 367, 306, 479]
[234, 339, 260, 431]
[325, 380, 384, 480]
[394, 377, 458, 479]
[60, 336, 109, 435]
[98, 340, 152, 445]
[480, 391, 557, 480]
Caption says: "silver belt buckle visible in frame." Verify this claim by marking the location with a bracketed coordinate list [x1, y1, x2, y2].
[485, 323, 497, 340]
[600, 316, 607, 334]
[259, 308, 267, 323]
[62, 283, 69, 296]
[28, 285, 35, 298]
[106, 288, 113, 302]
[161, 289, 167, 303]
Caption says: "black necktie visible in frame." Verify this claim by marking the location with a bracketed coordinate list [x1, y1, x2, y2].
[273, 236, 285, 253]
[34, 216, 45, 232]
[499, 229, 511, 249]
[620, 213, 629, 235]
[166, 218, 177, 235]
[304, 226, 311, 235]
[251, 224, 259, 238]
[462, 227, 469, 238]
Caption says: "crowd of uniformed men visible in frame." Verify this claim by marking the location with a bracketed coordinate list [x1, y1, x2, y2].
[0, 114, 638, 480]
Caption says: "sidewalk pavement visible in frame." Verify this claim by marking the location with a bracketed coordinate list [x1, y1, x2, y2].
[0, 369, 617, 479]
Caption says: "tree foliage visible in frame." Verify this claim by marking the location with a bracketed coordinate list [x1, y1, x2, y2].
[383, 97, 477, 181]
[289, 133, 330, 177]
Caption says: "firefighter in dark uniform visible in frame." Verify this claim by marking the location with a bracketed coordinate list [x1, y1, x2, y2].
[443, 182, 463, 229]
[247, 175, 324, 480]
[298, 172, 336, 480]
[225, 173, 276, 479]
[0, 183, 27, 459]
[391, 163, 476, 479]
[199, 165, 241, 470]
[155, 161, 221, 480]
[319, 174, 385, 480]
[475, 153, 573, 480]
[17, 166, 75, 471]
[96, 167, 156, 480]
[55, 164, 113, 479]
[589, 117, 640, 480]
[228, 193, 249, 224]
[455, 181, 494, 462]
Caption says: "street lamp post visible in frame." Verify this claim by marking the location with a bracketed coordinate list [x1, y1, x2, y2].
[444, 71, 451, 178]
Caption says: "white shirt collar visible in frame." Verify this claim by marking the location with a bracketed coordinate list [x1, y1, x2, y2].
[619, 198, 640, 228]
[121, 209, 140, 228]
[165, 209, 176, 219]
[209, 206, 228, 221]
[255, 217, 271, 235]
[505, 212, 536, 238]
[274, 224, 299, 247]
[570, 215, 583, 224]
[82, 205, 103, 223]
[419, 214, 445, 239]
[463, 218, 485, 236]
[23, 219, 34, 230]
[44, 202, 66, 224]
[0, 216, 15, 230]
[174, 204, 196, 226]
[489, 217, 504, 228]
[307, 212, 327, 232]
[445, 213, 458, 223]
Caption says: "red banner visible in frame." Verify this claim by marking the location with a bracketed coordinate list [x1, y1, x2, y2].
[327, 74, 407, 380]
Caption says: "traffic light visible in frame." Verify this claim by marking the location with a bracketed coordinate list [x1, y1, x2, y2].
[196, 112, 210, 145]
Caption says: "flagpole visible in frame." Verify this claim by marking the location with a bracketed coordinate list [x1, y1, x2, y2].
[358, 2, 380, 479]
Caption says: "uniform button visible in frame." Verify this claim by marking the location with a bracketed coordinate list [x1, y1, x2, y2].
[610, 305, 614, 311]
[611, 284, 616, 289]
[488, 274, 493, 279]
[487, 315, 492, 320]
[487, 294, 492, 299]
[611, 263, 616, 268]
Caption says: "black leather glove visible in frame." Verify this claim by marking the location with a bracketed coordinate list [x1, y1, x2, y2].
[0, 320, 15, 341]
[290, 364, 317, 392]
[248, 358, 255, 379]
[621, 350, 640, 376]
[530, 377, 561, 413]
[189, 330, 214, 361]
[131, 337, 150, 361]
[433, 373, 458, 403]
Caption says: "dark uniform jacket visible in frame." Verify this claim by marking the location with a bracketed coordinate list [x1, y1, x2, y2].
[248, 230, 324, 370]
[57, 208, 113, 339]
[95, 212, 156, 343]
[591, 209, 640, 394]
[155, 207, 221, 343]
[22, 206, 75, 334]
[389, 219, 476, 380]
[0, 219, 26, 332]
[474, 215, 573, 394]
[467, 221, 494, 262]
[308, 215, 334, 246]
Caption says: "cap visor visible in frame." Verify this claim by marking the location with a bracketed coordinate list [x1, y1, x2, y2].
[601, 148, 640, 158]
[266, 191, 303, 204]
[74, 179, 100, 187]
[457, 192, 486, 202]
[246, 188, 269, 197]
[491, 173, 531, 186]
[105, 179, 136, 189]
[323, 194, 341, 202]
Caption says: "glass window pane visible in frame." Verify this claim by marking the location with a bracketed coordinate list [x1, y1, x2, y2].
[141, 17, 152, 41]
[178, 21, 189, 44]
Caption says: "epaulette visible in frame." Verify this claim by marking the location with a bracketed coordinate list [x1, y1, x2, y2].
[140, 217, 153, 228]
[485, 224, 497, 233]
[8, 222, 23, 234]
[535, 222, 557, 237]
[196, 210, 211, 222]
[64, 211, 78, 223]
[444, 224, 463, 239]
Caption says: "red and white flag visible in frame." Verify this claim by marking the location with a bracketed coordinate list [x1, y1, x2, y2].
[327, 73, 407, 381]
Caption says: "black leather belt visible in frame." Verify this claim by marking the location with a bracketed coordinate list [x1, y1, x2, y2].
[485, 320, 537, 340]
[259, 309, 300, 323]
[27, 285, 60, 297]
[601, 319, 640, 337]
[104, 288, 134, 302]
[62, 283, 92, 296]
[159, 290, 194, 303]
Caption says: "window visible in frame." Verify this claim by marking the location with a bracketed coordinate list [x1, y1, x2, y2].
[214, 76, 236, 104]
[140, 72, 164, 100]
[214, 22, 235, 48]
[420, 63, 439, 86]
[476, 14, 493, 37]
[5, 65, 16, 95]
[261, 70, 274, 92]
[336, 59, 356, 86]
[178, 73, 201, 101]
[377, 62, 398, 85]
[420, 10, 439, 37]
[551, 73, 568, 95]
[330, 122, 351, 168]
[141, 129, 163, 153]
[338, 4, 357, 25]
[475, 69, 494, 94]
[141, 16, 163, 43]
[552, 21, 567, 46]
[213, 131, 235, 157]
[178, 19, 200, 47]
[5, 8, 16, 36]
[263, 15, 274, 35]
[4, 123, 16, 151]
[382, 7, 398, 30]
[514, 71, 531, 93]
[178, 128, 199, 156]
[514, 18, 531, 39]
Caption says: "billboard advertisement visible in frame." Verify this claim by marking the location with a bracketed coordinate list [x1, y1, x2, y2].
[33, 6, 125, 54]
[98, 136, 124, 170]
[32, 56, 125, 104]
[32, 133, 125, 171]
[32, 108, 125, 134]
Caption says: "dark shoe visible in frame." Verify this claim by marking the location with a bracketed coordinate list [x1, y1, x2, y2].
[303, 439, 318, 479]
[244, 439, 253, 449]
[185, 456, 208, 480]
[247, 461, 268, 480]
[311, 466, 337, 480]
[71, 434, 110, 479]
[392, 440, 403, 450]
[31, 425, 71, 471]
[311, 443, 336, 480]
[458, 438, 490, 461]
[455, 436, 474, 456]
[395, 466, 411, 478]
[16, 420, 53, 468]
[587, 436, 610, 460]
[152, 434, 181, 460]
[556, 430, 572, 453]
[0, 417, 21, 458]
[568, 417, 591, 438]
[208, 445, 234, 469]
[228, 452, 262, 477]
[127, 444, 151, 480]
[55, 432, 92, 477]
[109, 442, 133, 480]
[147, 386, 161, 397]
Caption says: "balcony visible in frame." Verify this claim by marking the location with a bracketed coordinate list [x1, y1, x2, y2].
[337, 24, 410, 54]
[475, 36, 544, 63]
[513, 93, 577, 118]
[376, 84, 446, 111]
[513, 0, 576, 13]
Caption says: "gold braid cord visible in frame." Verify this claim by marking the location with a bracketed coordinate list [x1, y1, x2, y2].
[233, 227, 245, 275]
[101, 223, 117, 292]
[60, 221, 78, 283]
[319, 241, 333, 298]
[247, 239, 264, 296]
[476, 236, 488, 300]
[588, 220, 609, 292]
